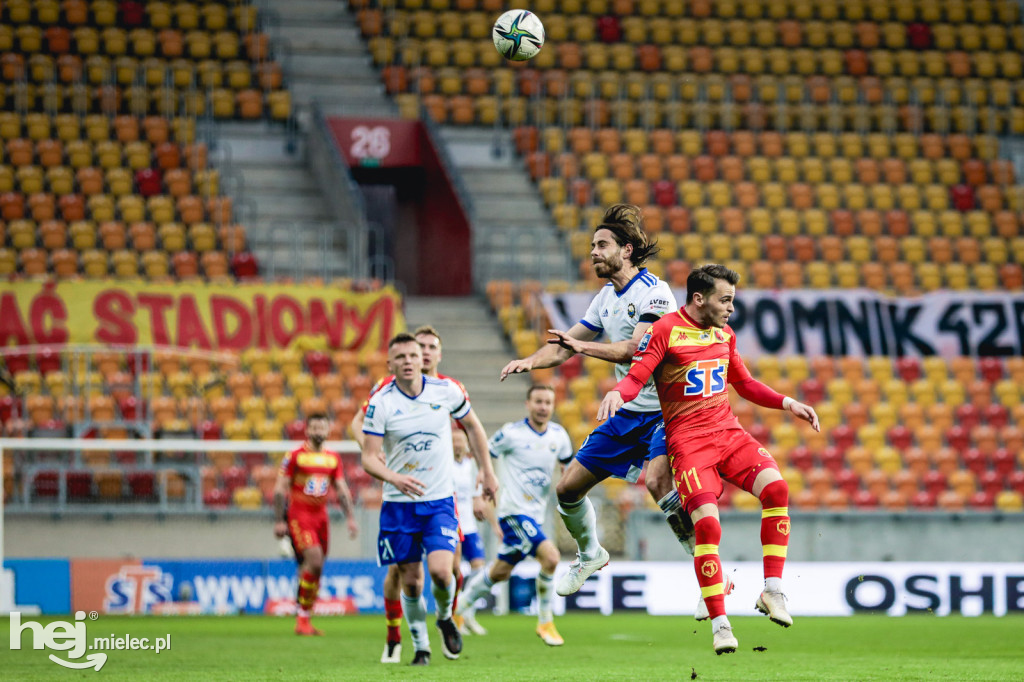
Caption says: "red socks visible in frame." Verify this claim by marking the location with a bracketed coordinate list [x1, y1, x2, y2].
[693, 516, 726, 620]
[758, 480, 790, 580]
[297, 569, 320, 613]
[384, 598, 403, 644]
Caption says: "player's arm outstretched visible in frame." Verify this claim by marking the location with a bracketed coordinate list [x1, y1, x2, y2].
[597, 324, 666, 421]
[726, 337, 819, 431]
[361, 433, 425, 498]
[456, 408, 499, 503]
[500, 322, 598, 380]
[547, 319, 655, 365]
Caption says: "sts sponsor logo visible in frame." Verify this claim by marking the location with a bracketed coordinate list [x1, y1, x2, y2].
[104, 565, 173, 614]
[683, 359, 727, 397]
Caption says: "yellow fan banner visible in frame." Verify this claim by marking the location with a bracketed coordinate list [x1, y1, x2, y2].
[0, 280, 404, 354]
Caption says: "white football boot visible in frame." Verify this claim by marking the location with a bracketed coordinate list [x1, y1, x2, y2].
[555, 546, 610, 596]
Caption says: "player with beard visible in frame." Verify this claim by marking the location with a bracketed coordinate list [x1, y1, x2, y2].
[598, 264, 819, 654]
[273, 413, 359, 635]
[500, 204, 701, 598]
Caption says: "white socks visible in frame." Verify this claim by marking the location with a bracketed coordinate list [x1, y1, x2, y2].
[657, 489, 683, 515]
[433, 576, 456, 621]
[712, 615, 731, 632]
[558, 496, 600, 559]
[765, 577, 782, 593]
[401, 591, 430, 652]
[459, 570, 493, 615]
[536, 571, 554, 624]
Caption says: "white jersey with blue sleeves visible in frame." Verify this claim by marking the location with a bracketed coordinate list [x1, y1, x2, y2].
[488, 419, 574, 520]
[363, 375, 471, 503]
[579, 267, 677, 413]
[452, 456, 479, 535]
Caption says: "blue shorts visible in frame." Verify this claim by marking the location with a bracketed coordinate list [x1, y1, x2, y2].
[497, 515, 547, 566]
[461, 531, 486, 563]
[574, 409, 665, 482]
[377, 497, 459, 566]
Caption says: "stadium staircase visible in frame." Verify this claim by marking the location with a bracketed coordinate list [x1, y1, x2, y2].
[267, 0, 395, 116]
[215, 0, 398, 280]
[212, 123, 344, 278]
[404, 296, 530, 432]
[438, 127, 575, 287]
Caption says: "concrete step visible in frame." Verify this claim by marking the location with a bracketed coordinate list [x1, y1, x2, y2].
[277, 25, 364, 53]
[287, 71, 382, 86]
[463, 170, 535, 195]
[249, 193, 331, 220]
[211, 135, 300, 163]
[288, 82, 386, 105]
[270, 0, 354, 23]
[234, 167, 318, 192]
[287, 54, 372, 76]
[473, 198, 549, 223]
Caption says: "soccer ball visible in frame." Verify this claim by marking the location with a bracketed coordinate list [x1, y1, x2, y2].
[492, 10, 545, 62]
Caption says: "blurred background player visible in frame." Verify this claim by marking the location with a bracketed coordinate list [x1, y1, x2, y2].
[598, 264, 820, 654]
[500, 204, 694, 595]
[273, 413, 359, 636]
[458, 385, 574, 646]
[450, 426, 492, 636]
[351, 325, 490, 662]
[361, 333, 499, 666]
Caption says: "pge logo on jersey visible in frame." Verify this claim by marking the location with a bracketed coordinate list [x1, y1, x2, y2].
[683, 360, 727, 397]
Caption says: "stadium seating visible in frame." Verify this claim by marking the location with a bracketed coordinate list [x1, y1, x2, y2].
[0, 0, 290, 121]
[0, 113, 259, 280]
[485, 282, 1024, 510]
[1, 344, 390, 506]
[369, 0, 1024, 292]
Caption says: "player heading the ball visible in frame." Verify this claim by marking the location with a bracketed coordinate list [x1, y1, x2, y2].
[598, 264, 820, 655]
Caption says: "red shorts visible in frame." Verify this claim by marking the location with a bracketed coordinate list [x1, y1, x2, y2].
[667, 428, 778, 513]
[288, 506, 329, 559]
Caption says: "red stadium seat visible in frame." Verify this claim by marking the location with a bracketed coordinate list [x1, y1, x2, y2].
[203, 487, 230, 507]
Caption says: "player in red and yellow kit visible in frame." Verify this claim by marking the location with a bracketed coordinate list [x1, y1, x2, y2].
[598, 264, 819, 655]
[273, 413, 359, 636]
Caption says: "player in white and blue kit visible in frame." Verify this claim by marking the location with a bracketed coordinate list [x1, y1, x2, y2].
[500, 204, 696, 596]
[457, 385, 574, 646]
[452, 442, 486, 572]
[450, 428, 490, 635]
[362, 333, 499, 666]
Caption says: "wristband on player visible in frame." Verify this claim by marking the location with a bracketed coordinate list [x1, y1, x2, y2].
[782, 396, 794, 411]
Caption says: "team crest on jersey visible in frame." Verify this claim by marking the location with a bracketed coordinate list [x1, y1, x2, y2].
[714, 329, 726, 342]
[430, 403, 442, 410]
[683, 359, 727, 397]
[701, 560, 718, 578]
[777, 519, 791, 536]
[637, 330, 652, 353]
[627, 303, 636, 318]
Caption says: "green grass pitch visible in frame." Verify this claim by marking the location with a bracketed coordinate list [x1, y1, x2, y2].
[3, 613, 1021, 680]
